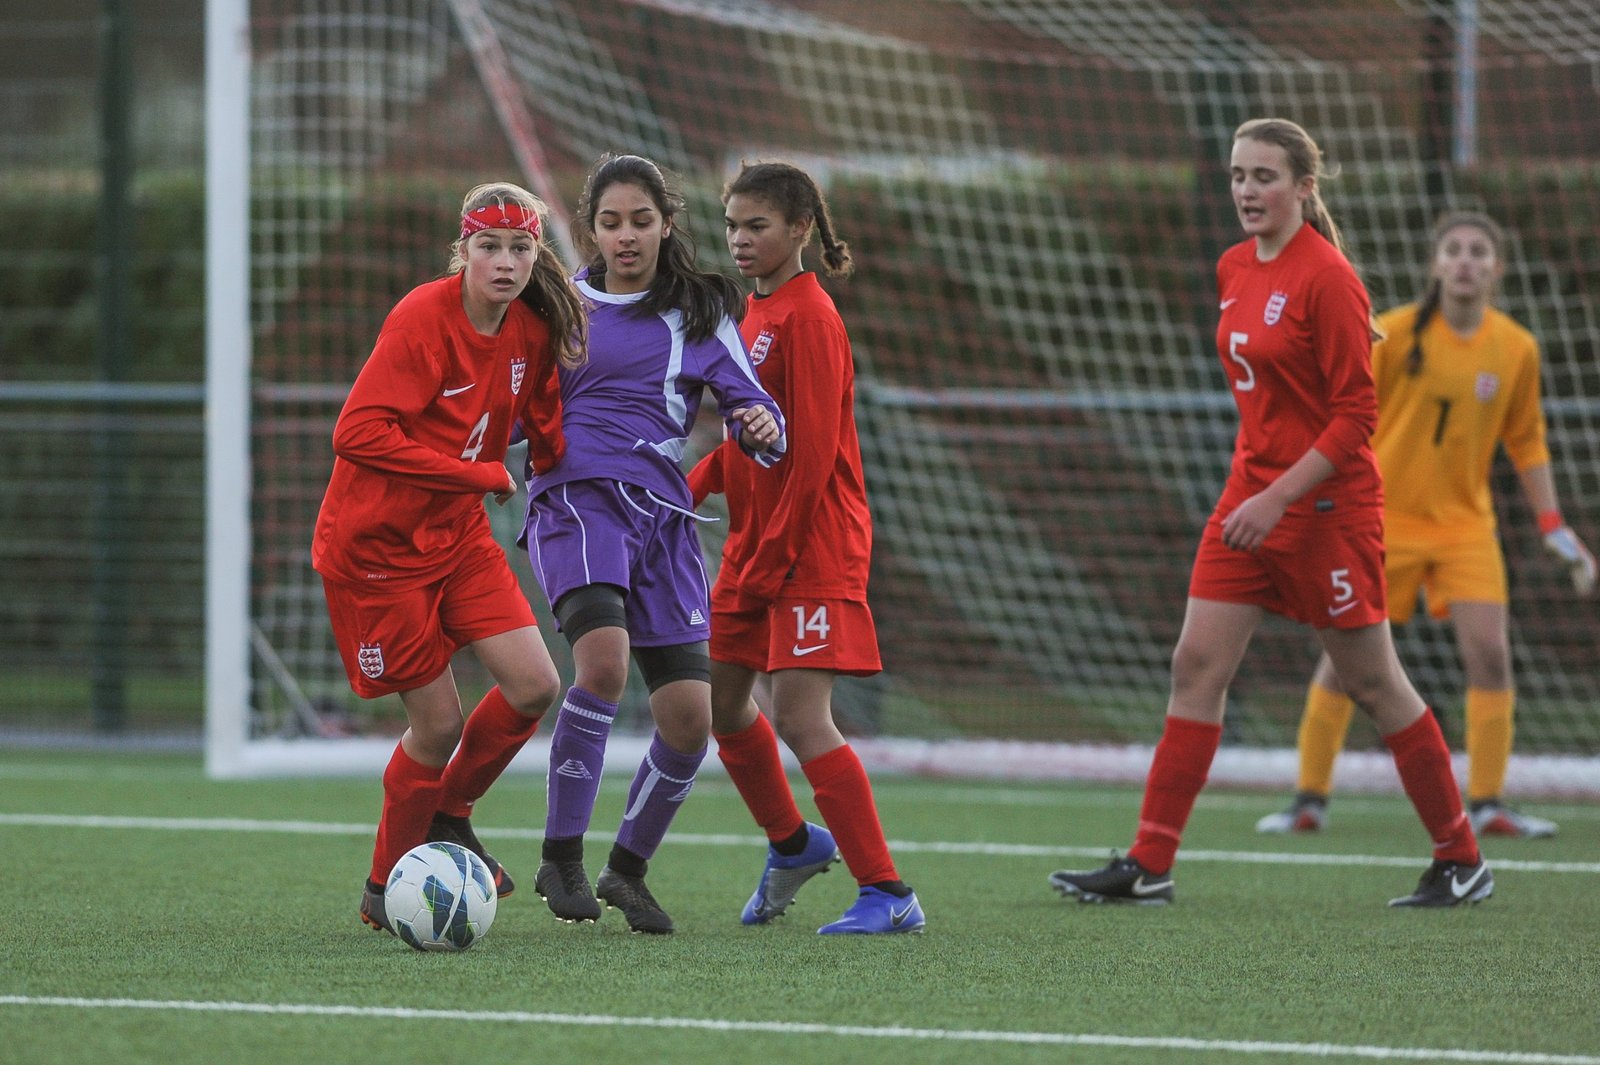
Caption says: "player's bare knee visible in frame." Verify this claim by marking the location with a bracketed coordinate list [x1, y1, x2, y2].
[410, 719, 463, 762]
[710, 694, 753, 734]
[574, 659, 630, 703]
[1459, 642, 1512, 690]
[651, 699, 712, 753]
[1169, 653, 1231, 710]
[502, 668, 561, 718]
[1338, 669, 1397, 714]
[769, 708, 827, 755]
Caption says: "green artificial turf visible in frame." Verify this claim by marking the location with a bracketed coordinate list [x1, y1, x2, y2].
[2, 749, 1596, 1064]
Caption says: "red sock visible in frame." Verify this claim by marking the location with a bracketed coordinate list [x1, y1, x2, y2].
[437, 686, 542, 818]
[370, 742, 446, 885]
[1385, 711, 1480, 865]
[716, 713, 804, 842]
[803, 744, 897, 886]
[1127, 716, 1222, 875]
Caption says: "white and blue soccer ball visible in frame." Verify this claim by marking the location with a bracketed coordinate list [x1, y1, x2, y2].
[384, 841, 497, 952]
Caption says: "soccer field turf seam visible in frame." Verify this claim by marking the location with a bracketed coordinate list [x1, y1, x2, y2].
[2, 996, 1596, 1064]
[2, 812, 1596, 874]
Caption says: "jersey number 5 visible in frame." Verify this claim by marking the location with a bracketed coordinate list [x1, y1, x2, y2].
[1228, 332, 1256, 392]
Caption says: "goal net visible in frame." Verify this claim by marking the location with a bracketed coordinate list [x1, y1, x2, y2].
[209, 0, 1600, 795]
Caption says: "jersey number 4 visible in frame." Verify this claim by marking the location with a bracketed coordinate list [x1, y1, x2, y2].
[461, 412, 490, 461]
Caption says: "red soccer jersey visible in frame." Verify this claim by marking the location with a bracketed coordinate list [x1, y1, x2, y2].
[312, 272, 564, 589]
[690, 272, 871, 604]
[1214, 223, 1380, 520]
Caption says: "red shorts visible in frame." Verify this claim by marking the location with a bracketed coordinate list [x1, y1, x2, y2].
[1188, 510, 1388, 629]
[710, 592, 882, 676]
[322, 536, 536, 698]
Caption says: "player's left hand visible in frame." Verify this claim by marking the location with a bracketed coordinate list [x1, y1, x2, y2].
[1220, 491, 1286, 553]
[492, 467, 518, 507]
[1544, 526, 1598, 596]
[732, 405, 780, 451]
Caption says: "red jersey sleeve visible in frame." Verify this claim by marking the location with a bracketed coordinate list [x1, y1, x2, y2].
[332, 327, 510, 495]
[687, 440, 729, 507]
[736, 314, 851, 603]
[1306, 263, 1377, 467]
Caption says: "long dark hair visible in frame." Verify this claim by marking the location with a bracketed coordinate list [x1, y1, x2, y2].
[575, 153, 744, 341]
[1405, 211, 1505, 376]
[722, 161, 854, 278]
[450, 182, 587, 368]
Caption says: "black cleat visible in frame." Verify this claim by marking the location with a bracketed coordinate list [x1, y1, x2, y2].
[360, 880, 394, 935]
[535, 859, 601, 923]
[596, 865, 675, 934]
[1048, 853, 1173, 905]
[1388, 858, 1494, 908]
[428, 812, 515, 897]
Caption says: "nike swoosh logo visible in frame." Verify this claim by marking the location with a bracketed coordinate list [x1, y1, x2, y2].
[1131, 876, 1169, 896]
[890, 901, 918, 926]
[1327, 601, 1360, 617]
[1220, 298, 1238, 309]
[442, 384, 476, 397]
[791, 643, 829, 657]
[1451, 864, 1487, 899]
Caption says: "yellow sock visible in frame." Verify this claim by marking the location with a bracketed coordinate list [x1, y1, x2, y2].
[1297, 683, 1357, 796]
[1466, 687, 1514, 804]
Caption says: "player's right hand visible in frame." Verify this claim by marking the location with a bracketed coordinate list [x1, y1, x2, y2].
[1543, 526, 1598, 596]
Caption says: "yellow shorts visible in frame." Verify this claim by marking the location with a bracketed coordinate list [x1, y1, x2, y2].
[1385, 525, 1508, 623]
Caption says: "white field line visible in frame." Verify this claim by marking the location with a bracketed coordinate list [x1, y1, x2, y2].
[5, 760, 1598, 821]
[6, 757, 1599, 824]
[0, 996, 1595, 1063]
[1, 813, 1596, 874]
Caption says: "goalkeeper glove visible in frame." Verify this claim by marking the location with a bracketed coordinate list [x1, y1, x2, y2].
[1543, 526, 1597, 596]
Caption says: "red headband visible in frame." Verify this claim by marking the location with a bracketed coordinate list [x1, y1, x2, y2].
[460, 202, 541, 241]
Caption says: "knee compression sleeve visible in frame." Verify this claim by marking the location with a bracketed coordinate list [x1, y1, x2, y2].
[633, 641, 710, 692]
[553, 584, 628, 645]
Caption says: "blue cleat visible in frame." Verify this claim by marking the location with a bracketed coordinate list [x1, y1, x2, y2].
[741, 821, 841, 925]
[817, 885, 925, 935]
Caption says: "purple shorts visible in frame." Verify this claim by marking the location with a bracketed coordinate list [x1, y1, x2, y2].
[526, 478, 712, 647]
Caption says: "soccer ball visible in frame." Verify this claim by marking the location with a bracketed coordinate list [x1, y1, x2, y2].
[384, 841, 497, 952]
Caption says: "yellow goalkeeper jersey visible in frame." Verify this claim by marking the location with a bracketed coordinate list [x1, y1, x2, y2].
[1373, 303, 1549, 542]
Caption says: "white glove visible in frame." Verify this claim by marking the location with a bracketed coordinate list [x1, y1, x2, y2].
[1544, 526, 1598, 596]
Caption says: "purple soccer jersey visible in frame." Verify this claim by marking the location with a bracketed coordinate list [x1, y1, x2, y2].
[524, 271, 785, 511]
[518, 271, 784, 645]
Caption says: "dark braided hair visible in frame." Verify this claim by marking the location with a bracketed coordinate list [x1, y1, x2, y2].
[1405, 211, 1505, 376]
[575, 153, 744, 341]
[723, 161, 854, 279]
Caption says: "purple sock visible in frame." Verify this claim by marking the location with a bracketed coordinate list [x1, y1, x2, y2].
[614, 732, 705, 860]
[544, 687, 617, 840]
